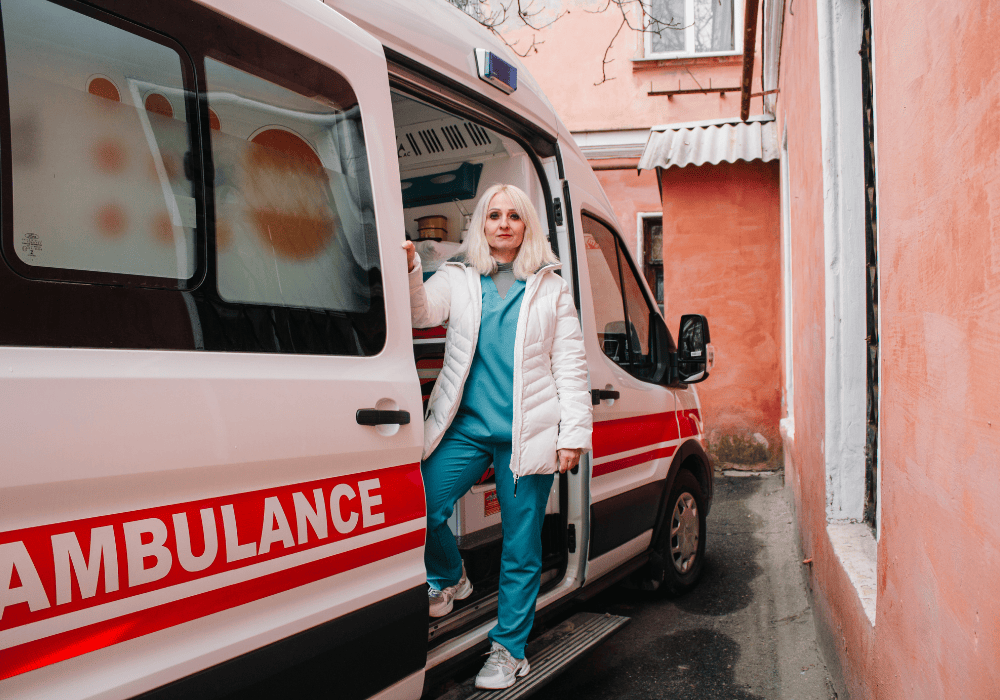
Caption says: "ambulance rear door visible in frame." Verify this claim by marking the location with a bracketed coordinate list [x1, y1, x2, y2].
[0, 1, 425, 698]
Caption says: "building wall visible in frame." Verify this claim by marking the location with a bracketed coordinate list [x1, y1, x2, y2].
[775, 0, 1000, 697]
[871, 0, 1000, 696]
[506, 1, 765, 131]
[659, 160, 782, 450]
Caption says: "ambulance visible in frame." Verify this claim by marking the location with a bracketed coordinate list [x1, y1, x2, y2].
[0, 0, 715, 697]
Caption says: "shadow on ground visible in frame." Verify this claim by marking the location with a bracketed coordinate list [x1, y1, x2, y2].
[675, 475, 765, 617]
[540, 627, 765, 700]
[534, 475, 771, 700]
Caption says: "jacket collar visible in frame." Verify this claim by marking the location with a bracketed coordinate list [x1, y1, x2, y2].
[443, 255, 562, 276]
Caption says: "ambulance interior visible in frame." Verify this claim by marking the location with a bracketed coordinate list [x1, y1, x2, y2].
[391, 90, 565, 634]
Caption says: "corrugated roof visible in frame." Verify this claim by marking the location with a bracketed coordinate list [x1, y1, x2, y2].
[637, 116, 779, 171]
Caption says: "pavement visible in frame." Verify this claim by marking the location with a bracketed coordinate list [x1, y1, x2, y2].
[535, 471, 837, 700]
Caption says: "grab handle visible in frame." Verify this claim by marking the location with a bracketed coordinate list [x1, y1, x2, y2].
[356, 409, 411, 426]
[591, 389, 620, 405]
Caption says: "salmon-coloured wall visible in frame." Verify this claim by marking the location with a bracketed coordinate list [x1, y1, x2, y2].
[775, 0, 1000, 697]
[870, 0, 1000, 696]
[658, 160, 781, 445]
[503, 1, 767, 131]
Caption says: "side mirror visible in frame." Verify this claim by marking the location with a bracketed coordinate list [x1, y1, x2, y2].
[673, 314, 711, 384]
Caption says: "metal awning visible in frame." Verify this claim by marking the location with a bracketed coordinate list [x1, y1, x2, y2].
[637, 115, 779, 172]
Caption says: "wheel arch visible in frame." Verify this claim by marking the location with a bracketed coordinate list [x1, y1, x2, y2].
[651, 439, 713, 546]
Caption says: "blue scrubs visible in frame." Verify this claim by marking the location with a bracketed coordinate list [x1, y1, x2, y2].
[422, 273, 555, 659]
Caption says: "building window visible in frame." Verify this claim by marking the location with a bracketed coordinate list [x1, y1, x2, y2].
[780, 127, 794, 438]
[640, 215, 664, 314]
[860, 0, 879, 531]
[645, 0, 740, 58]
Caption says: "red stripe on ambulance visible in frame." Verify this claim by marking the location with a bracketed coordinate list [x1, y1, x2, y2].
[0, 463, 425, 679]
[592, 411, 680, 459]
[677, 408, 702, 439]
[591, 409, 703, 477]
[591, 446, 678, 477]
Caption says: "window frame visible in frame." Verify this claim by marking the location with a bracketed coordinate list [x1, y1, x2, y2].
[637, 212, 664, 314]
[0, 0, 207, 290]
[643, 0, 745, 60]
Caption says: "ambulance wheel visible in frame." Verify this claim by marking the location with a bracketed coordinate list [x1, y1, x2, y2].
[656, 469, 706, 596]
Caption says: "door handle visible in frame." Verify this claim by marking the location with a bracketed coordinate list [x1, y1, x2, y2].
[356, 409, 411, 426]
[591, 388, 621, 405]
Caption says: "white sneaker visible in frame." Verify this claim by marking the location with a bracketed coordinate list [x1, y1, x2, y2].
[428, 564, 473, 618]
[474, 642, 530, 690]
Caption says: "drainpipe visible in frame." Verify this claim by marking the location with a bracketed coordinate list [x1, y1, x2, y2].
[740, 0, 761, 120]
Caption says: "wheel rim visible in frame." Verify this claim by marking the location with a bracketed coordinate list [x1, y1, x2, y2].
[670, 493, 699, 574]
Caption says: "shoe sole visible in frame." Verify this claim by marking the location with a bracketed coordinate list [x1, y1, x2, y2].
[474, 660, 530, 690]
[428, 599, 453, 618]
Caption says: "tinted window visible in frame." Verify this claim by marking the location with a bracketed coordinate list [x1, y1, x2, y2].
[1, 0, 199, 286]
[206, 57, 380, 318]
[583, 214, 658, 382]
[582, 215, 628, 364]
[0, 0, 385, 355]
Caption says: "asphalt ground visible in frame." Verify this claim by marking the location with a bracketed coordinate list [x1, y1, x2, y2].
[534, 471, 837, 700]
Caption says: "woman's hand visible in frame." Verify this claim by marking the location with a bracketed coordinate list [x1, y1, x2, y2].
[557, 448, 584, 474]
[402, 240, 416, 273]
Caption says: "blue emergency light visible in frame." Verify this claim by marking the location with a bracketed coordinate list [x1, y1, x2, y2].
[475, 49, 517, 94]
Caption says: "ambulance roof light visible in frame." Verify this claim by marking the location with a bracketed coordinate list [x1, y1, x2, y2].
[475, 49, 517, 94]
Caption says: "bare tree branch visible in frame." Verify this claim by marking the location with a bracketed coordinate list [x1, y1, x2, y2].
[595, 16, 627, 85]
[447, 0, 685, 78]
[447, 0, 559, 56]
[515, 0, 568, 31]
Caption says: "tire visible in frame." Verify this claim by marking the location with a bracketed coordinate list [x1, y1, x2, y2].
[654, 469, 707, 596]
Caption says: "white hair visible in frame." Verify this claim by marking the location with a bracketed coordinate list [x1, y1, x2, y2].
[458, 183, 559, 280]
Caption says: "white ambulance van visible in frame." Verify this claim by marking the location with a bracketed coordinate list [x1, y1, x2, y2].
[0, 0, 715, 697]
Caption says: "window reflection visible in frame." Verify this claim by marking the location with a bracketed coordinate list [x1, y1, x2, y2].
[205, 57, 379, 315]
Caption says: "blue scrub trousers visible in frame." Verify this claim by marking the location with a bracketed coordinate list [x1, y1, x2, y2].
[422, 424, 554, 659]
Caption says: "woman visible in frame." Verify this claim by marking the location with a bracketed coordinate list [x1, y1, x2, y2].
[403, 184, 592, 690]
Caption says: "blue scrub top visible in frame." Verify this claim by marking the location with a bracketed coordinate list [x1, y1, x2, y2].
[452, 274, 526, 443]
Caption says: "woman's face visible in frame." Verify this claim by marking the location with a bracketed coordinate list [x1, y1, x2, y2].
[484, 191, 525, 261]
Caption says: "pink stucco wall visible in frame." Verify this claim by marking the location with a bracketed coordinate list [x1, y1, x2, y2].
[658, 160, 781, 445]
[871, 0, 1000, 696]
[504, 2, 766, 131]
[776, 0, 1000, 697]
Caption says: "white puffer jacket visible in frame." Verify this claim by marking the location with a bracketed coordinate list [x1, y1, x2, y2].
[409, 256, 593, 478]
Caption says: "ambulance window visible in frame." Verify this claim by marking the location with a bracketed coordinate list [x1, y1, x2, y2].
[619, 243, 656, 379]
[583, 214, 658, 382]
[582, 215, 628, 364]
[0, 0, 200, 286]
[204, 56, 382, 336]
